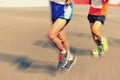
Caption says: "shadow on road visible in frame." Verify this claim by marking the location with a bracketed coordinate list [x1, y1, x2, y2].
[0, 53, 57, 76]
[33, 40, 91, 56]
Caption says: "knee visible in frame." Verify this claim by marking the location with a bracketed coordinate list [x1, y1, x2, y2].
[61, 39, 65, 44]
[48, 32, 56, 41]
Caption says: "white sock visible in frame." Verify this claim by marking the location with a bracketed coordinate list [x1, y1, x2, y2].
[68, 54, 74, 60]
[60, 49, 66, 54]
[98, 46, 102, 49]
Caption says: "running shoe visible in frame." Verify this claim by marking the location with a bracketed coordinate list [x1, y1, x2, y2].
[58, 51, 69, 68]
[100, 36, 108, 52]
[92, 47, 103, 57]
[61, 55, 76, 71]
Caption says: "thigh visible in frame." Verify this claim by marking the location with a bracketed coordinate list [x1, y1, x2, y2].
[93, 21, 102, 30]
[48, 18, 67, 35]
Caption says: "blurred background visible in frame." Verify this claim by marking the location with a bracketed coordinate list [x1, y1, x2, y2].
[0, 0, 120, 80]
[0, 0, 120, 7]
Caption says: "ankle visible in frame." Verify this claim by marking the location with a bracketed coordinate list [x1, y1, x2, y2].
[60, 49, 66, 54]
[98, 46, 102, 49]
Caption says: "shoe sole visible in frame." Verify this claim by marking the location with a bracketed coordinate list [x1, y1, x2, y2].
[91, 51, 105, 58]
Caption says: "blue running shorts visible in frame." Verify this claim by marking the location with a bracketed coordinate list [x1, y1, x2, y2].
[50, 1, 73, 24]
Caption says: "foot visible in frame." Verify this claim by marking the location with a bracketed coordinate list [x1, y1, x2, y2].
[92, 47, 103, 57]
[58, 51, 69, 68]
[61, 55, 76, 71]
[100, 36, 108, 53]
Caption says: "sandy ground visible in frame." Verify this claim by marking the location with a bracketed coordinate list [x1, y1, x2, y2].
[0, 5, 120, 80]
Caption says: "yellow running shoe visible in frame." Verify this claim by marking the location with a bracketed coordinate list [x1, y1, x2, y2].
[100, 36, 108, 53]
[92, 47, 103, 57]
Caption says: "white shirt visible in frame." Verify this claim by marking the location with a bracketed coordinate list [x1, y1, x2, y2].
[91, 0, 102, 8]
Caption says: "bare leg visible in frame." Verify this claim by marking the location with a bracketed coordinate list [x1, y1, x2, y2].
[89, 21, 103, 46]
[58, 29, 69, 50]
[91, 21, 102, 39]
[48, 18, 67, 52]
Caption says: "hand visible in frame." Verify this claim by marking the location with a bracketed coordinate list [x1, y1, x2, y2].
[65, 0, 72, 6]
[102, 0, 109, 2]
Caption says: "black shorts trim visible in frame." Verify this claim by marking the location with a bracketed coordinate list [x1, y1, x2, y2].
[52, 18, 71, 26]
